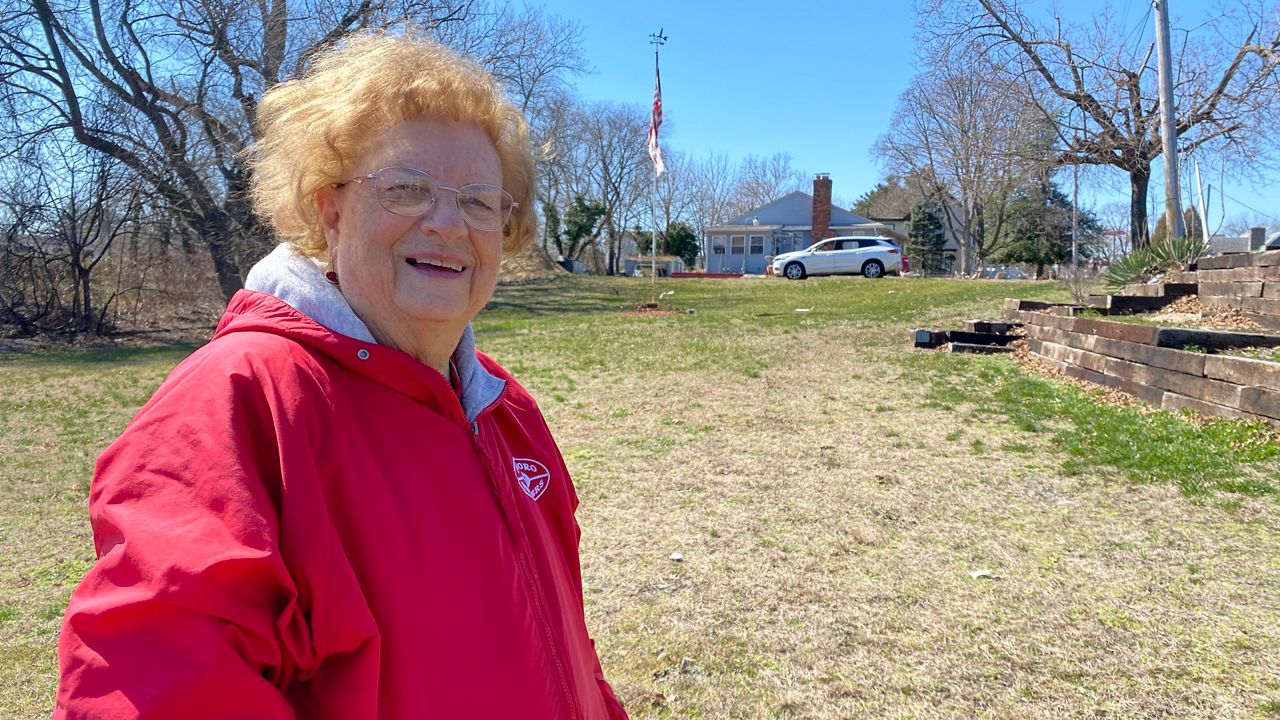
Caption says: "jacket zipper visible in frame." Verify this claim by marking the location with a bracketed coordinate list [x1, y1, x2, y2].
[469, 419, 581, 720]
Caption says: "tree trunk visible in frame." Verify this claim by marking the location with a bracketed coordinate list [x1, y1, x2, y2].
[69, 247, 84, 327]
[1129, 168, 1151, 250]
[605, 230, 616, 276]
[80, 270, 93, 332]
[211, 246, 242, 302]
[204, 217, 244, 303]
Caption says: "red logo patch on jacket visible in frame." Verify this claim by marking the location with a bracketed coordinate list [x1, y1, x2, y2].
[513, 458, 551, 501]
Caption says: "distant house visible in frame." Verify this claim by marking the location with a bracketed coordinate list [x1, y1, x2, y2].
[865, 214, 910, 244]
[1209, 225, 1280, 254]
[703, 174, 892, 275]
[863, 211, 965, 273]
[624, 255, 685, 276]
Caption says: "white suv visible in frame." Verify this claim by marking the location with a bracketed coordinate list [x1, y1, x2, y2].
[771, 237, 903, 280]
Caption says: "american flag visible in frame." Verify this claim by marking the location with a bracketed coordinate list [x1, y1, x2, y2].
[647, 56, 665, 177]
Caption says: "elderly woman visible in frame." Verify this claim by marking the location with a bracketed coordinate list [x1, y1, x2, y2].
[54, 32, 627, 719]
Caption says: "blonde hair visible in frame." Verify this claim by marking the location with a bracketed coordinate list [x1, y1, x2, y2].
[248, 30, 535, 256]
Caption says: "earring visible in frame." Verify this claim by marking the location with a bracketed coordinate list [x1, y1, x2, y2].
[325, 270, 339, 285]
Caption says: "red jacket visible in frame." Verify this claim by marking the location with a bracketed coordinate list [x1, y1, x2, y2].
[55, 290, 627, 719]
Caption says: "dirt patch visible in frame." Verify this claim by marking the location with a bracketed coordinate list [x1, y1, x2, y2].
[499, 242, 566, 284]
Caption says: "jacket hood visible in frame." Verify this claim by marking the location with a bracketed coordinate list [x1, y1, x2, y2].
[234, 244, 505, 424]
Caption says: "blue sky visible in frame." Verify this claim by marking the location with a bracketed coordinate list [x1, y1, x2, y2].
[535, 0, 1278, 230]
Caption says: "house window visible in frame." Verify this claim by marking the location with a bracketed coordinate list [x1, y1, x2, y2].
[749, 235, 764, 254]
[711, 235, 726, 254]
[730, 235, 745, 254]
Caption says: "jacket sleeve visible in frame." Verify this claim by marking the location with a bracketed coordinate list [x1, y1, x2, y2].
[55, 356, 301, 719]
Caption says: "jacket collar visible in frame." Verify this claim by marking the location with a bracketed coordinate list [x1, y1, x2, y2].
[242, 243, 505, 423]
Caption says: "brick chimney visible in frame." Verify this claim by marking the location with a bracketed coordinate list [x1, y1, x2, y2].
[812, 173, 832, 244]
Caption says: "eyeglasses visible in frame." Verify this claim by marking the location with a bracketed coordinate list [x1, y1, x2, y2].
[337, 167, 516, 232]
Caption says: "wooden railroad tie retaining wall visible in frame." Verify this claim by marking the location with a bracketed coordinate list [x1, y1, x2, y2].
[1190, 250, 1280, 317]
[1003, 299, 1280, 426]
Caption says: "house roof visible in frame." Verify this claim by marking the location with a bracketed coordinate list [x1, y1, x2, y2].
[1212, 224, 1280, 251]
[716, 191, 871, 229]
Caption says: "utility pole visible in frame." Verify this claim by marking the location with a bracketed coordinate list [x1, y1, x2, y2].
[1071, 106, 1080, 268]
[1153, 0, 1185, 240]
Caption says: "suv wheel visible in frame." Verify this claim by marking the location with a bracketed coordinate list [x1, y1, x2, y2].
[862, 260, 884, 279]
[784, 262, 806, 280]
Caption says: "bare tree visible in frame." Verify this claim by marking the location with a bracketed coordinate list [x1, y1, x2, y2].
[0, 140, 145, 334]
[685, 152, 737, 240]
[583, 102, 652, 274]
[727, 153, 807, 218]
[1221, 213, 1276, 237]
[875, 43, 1046, 274]
[0, 154, 62, 334]
[650, 149, 697, 235]
[1092, 202, 1133, 263]
[53, 152, 145, 332]
[852, 175, 924, 218]
[539, 100, 650, 274]
[925, 0, 1280, 248]
[0, 0, 586, 302]
[435, 3, 588, 116]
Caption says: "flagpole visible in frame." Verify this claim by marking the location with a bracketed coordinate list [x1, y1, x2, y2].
[651, 158, 659, 306]
[648, 29, 667, 306]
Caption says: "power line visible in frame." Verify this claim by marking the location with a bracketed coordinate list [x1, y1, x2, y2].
[1215, 188, 1280, 223]
[1121, 3, 1154, 51]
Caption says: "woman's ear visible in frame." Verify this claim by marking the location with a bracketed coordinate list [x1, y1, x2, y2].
[315, 186, 342, 249]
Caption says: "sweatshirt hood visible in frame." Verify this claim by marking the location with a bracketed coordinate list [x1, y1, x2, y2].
[236, 243, 505, 424]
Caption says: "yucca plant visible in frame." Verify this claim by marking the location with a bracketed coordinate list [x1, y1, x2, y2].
[1149, 234, 1210, 269]
[1104, 236, 1211, 291]
[1104, 246, 1156, 291]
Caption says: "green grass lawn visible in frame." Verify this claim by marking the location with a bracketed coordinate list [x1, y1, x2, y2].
[3, 275, 1278, 719]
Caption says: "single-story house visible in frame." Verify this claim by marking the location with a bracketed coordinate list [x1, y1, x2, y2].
[703, 174, 893, 275]
[1209, 225, 1280, 253]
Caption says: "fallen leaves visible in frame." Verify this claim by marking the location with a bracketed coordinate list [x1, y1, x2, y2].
[1153, 296, 1266, 332]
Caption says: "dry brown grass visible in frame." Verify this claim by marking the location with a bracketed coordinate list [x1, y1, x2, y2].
[4, 275, 1278, 719]
[518, 322, 1280, 719]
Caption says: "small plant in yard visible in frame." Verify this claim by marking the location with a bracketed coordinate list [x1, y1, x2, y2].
[1058, 264, 1100, 303]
